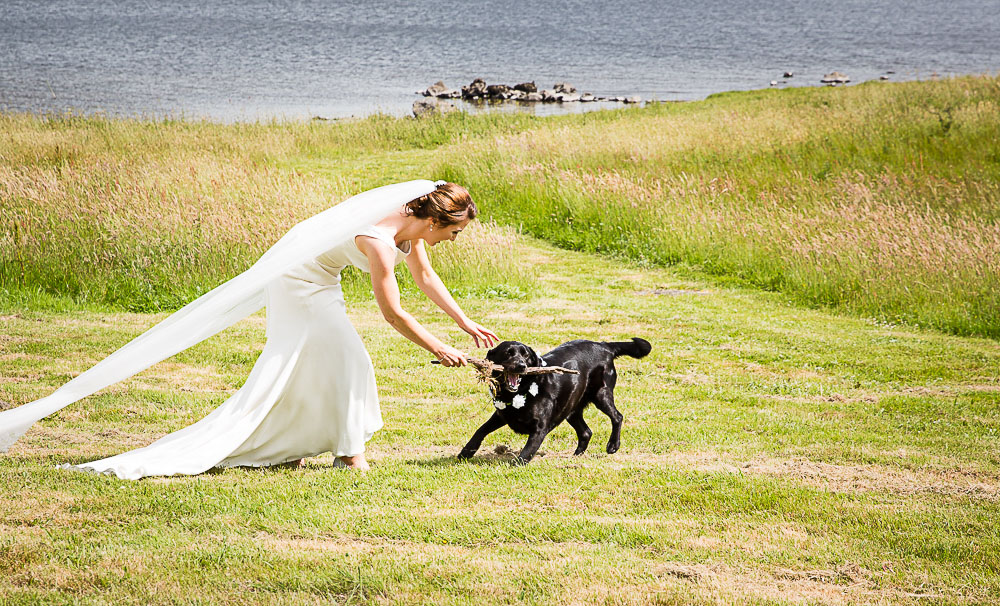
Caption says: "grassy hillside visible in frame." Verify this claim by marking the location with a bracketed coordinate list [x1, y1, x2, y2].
[2, 75, 999, 336]
[0, 111, 537, 310]
[437, 76, 1000, 338]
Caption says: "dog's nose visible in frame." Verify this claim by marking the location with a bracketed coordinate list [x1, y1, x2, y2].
[510, 363, 527, 374]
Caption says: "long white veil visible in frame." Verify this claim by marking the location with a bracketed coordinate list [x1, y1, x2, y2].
[0, 179, 437, 452]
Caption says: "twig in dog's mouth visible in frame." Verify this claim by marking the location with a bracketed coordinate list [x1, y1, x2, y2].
[430, 357, 579, 376]
[431, 357, 579, 400]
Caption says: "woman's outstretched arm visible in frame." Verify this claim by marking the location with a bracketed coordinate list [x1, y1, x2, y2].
[357, 236, 468, 367]
[405, 239, 499, 349]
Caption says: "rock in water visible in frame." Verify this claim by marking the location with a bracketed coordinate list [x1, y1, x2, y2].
[461, 78, 487, 99]
[422, 81, 448, 97]
[413, 98, 456, 118]
[412, 99, 436, 117]
[513, 81, 537, 93]
[486, 84, 511, 98]
[820, 71, 850, 84]
[554, 82, 577, 94]
[783, 71, 794, 78]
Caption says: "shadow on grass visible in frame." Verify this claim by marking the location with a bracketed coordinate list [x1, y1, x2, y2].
[408, 450, 525, 468]
[45, 447, 542, 478]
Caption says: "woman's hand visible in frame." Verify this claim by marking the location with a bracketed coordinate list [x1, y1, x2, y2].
[406, 241, 499, 349]
[460, 320, 499, 349]
[434, 344, 468, 367]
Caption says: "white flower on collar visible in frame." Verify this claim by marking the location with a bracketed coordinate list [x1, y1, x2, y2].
[512, 394, 526, 409]
[528, 382, 539, 396]
[494, 399, 507, 410]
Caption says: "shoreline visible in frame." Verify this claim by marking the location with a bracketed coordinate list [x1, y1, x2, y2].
[2, 70, 992, 125]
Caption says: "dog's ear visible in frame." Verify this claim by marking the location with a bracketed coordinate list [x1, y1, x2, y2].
[486, 341, 509, 364]
[525, 345, 541, 367]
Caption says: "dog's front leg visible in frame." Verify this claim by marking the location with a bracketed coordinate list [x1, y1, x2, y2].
[515, 428, 550, 465]
[458, 412, 508, 460]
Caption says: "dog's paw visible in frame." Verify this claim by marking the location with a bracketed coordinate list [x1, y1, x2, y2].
[606, 442, 620, 455]
[456, 450, 475, 460]
[511, 456, 531, 467]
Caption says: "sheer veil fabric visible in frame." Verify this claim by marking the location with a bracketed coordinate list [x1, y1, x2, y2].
[0, 180, 438, 466]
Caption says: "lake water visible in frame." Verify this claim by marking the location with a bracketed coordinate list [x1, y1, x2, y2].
[2, 0, 999, 121]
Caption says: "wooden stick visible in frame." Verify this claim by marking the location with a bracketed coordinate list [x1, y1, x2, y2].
[431, 357, 579, 375]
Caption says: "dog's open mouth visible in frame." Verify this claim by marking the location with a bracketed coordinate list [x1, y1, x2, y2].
[502, 372, 521, 392]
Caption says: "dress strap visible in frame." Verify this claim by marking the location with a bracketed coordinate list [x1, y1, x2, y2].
[356, 225, 410, 255]
[355, 225, 393, 246]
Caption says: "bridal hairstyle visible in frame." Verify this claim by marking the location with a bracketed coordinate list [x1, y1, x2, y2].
[405, 182, 477, 226]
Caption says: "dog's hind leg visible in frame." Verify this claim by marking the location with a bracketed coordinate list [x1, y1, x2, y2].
[592, 387, 623, 454]
[458, 412, 508, 460]
[566, 411, 593, 455]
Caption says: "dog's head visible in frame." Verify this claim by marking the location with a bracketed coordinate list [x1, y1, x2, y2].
[486, 341, 541, 393]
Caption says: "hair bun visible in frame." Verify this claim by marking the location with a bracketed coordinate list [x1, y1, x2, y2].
[405, 183, 477, 226]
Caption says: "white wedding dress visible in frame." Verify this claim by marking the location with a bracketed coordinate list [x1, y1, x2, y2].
[65, 225, 411, 479]
[0, 180, 438, 479]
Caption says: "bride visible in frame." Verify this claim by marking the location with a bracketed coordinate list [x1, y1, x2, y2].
[0, 180, 497, 479]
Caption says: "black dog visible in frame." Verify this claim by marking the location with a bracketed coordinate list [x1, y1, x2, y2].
[458, 338, 651, 464]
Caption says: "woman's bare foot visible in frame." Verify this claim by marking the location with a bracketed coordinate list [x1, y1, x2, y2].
[336, 455, 370, 470]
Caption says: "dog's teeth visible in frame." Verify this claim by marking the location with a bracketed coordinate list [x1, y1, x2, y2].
[506, 374, 520, 390]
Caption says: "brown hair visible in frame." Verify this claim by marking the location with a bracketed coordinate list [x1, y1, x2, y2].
[405, 182, 477, 226]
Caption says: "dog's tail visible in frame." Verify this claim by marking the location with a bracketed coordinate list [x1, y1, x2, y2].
[604, 337, 652, 359]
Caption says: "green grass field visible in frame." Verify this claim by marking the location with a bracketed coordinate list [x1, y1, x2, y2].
[2, 77, 999, 604]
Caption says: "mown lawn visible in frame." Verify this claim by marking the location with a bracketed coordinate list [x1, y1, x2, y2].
[2, 238, 998, 605]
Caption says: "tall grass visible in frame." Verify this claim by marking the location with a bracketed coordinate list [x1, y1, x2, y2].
[437, 75, 1000, 337]
[0, 112, 537, 311]
[3, 76, 999, 336]
[340, 220, 536, 301]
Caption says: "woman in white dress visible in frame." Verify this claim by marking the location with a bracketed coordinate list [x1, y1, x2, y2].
[1, 181, 497, 479]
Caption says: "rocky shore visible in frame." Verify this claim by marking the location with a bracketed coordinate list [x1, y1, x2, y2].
[412, 71, 899, 116]
[414, 79, 640, 117]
